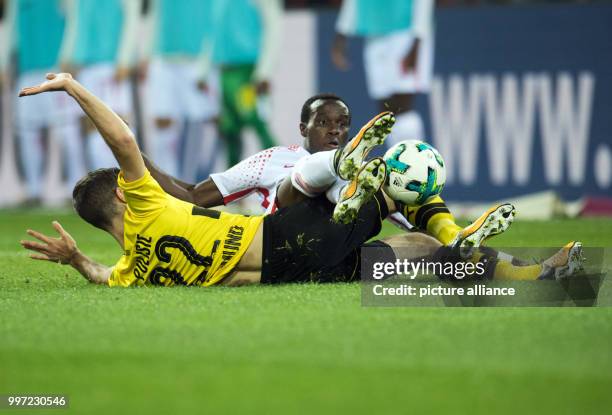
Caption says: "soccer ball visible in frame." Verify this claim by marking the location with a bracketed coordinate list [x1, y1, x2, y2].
[383, 140, 446, 205]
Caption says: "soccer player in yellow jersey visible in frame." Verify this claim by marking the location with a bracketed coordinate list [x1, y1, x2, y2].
[18, 73, 266, 287]
[19, 73, 583, 285]
[86, 169, 264, 287]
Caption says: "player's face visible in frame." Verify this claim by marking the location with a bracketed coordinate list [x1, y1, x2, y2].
[301, 100, 350, 153]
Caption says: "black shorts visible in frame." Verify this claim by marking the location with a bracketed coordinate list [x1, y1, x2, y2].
[261, 192, 389, 284]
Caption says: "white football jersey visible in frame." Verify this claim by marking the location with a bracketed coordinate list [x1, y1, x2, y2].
[210, 145, 413, 230]
[210, 145, 309, 213]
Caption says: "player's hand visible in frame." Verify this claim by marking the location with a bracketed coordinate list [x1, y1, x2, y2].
[114, 66, 131, 83]
[401, 39, 421, 74]
[20, 221, 79, 265]
[255, 80, 270, 95]
[331, 34, 350, 71]
[18, 73, 74, 97]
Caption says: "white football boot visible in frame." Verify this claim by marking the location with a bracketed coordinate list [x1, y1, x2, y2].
[450, 203, 516, 258]
[335, 111, 395, 181]
[538, 241, 584, 280]
[333, 158, 387, 224]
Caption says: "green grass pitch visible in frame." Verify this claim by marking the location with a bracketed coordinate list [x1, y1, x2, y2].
[1, 210, 611, 414]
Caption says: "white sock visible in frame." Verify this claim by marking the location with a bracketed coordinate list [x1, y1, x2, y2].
[152, 120, 181, 177]
[87, 130, 118, 170]
[291, 150, 338, 197]
[57, 121, 85, 190]
[20, 127, 44, 198]
[387, 111, 424, 146]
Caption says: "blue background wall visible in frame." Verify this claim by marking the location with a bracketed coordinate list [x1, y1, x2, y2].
[317, 4, 612, 201]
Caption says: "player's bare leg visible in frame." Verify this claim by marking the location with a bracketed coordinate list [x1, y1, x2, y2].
[219, 270, 262, 286]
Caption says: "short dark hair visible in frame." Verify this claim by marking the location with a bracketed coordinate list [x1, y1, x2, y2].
[72, 168, 120, 231]
[300, 93, 351, 124]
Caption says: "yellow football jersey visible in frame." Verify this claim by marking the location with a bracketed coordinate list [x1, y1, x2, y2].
[108, 170, 264, 287]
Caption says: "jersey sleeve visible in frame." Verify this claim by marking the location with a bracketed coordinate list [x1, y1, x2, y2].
[108, 256, 147, 287]
[210, 146, 302, 205]
[117, 169, 168, 218]
[108, 258, 134, 287]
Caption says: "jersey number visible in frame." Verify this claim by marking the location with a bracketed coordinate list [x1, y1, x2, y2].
[149, 236, 220, 286]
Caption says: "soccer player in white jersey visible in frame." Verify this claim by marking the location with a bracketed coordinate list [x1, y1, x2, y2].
[1, 0, 83, 204]
[332, 0, 434, 147]
[59, 0, 140, 170]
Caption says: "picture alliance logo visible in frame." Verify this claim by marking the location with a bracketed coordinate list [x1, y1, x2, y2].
[371, 258, 487, 280]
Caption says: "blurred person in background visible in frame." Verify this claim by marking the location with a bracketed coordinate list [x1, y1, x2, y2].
[331, 0, 434, 147]
[198, 0, 282, 168]
[139, 0, 218, 180]
[59, 0, 140, 170]
[0, 0, 83, 204]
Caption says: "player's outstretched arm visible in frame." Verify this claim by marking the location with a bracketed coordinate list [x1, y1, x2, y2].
[19, 73, 145, 182]
[20, 221, 111, 285]
[142, 153, 224, 207]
